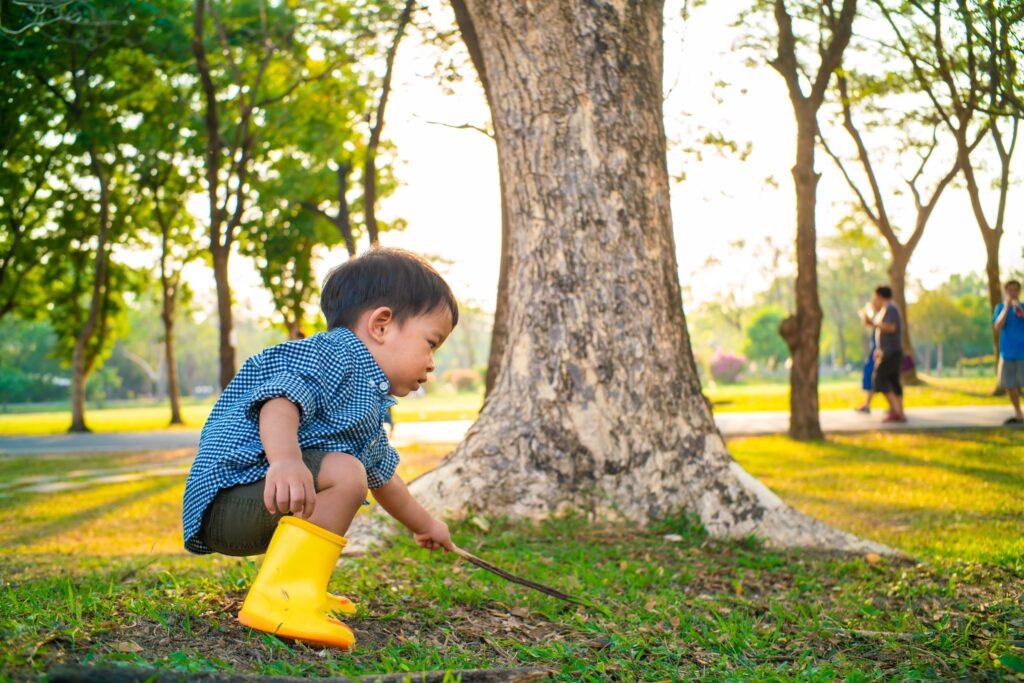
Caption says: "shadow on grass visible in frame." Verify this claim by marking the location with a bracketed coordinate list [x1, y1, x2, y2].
[807, 435, 1024, 491]
[0, 476, 183, 549]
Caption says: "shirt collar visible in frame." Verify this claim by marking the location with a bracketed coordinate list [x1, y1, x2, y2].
[329, 327, 396, 404]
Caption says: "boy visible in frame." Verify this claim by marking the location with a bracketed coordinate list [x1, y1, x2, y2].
[993, 279, 1024, 425]
[182, 248, 458, 649]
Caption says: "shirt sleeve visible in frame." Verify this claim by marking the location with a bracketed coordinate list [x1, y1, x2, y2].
[364, 427, 400, 489]
[994, 304, 1005, 324]
[242, 339, 350, 425]
[883, 305, 898, 325]
[244, 370, 321, 425]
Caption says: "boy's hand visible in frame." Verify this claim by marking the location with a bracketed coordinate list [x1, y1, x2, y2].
[264, 459, 316, 519]
[414, 518, 454, 552]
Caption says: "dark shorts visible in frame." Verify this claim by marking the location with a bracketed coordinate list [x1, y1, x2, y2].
[872, 350, 903, 396]
[199, 449, 333, 557]
[1000, 358, 1024, 389]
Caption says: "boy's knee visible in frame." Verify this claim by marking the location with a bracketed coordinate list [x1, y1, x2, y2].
[318, 452, 368, 492]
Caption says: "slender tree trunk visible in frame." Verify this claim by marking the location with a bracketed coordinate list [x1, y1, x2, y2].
[212, 245, 235, 390]
[336, 161, 356, 257]
[484, 175, 509, 398]
[887, 247, 919, 384]
[983, 232, 1002, 358]
[164, 317, 183, 425]
[364, 0, 414, 247]
[69, 148, 112, 433]
[450, 0, 508, 400]
[410, 0, 880, 551]
[780, 115, 824, 441]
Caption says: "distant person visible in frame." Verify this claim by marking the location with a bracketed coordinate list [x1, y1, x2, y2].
[855, 302, 879, 414]
[868, 286, 906, 423]
[993, 279, 1024, 425]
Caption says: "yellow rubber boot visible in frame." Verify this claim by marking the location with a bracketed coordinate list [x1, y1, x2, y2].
[237, 516, 355, 649]
[324, 592, 357, 616]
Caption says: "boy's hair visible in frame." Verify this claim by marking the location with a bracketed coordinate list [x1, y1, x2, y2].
[1005, 280, 1021, 289]
[875, 285, 893, 299]
[321, 248, 459, 331]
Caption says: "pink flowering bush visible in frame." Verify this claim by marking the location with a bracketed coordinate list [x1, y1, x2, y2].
[710, 350, 747, 384]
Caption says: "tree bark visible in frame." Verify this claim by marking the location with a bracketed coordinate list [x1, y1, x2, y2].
[780, 114, 824, 441]
[410, 0, 881, 552]
[69, 144, 111, 433]
[887, 246, 919, 384]
[770, 0, 856, 442]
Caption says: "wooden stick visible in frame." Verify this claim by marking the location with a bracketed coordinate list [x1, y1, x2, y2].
[451, 544, 610, 616]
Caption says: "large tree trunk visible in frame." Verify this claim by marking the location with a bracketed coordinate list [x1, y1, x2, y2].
[888, 247, 920, 384]
[410, 0, 878, 551]
[779, 115, 824, 441]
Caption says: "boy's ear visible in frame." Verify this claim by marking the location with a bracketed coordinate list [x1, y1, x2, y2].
[366, 306, 394, 343]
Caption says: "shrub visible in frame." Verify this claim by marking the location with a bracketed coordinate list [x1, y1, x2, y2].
[710, 350, 747, 384]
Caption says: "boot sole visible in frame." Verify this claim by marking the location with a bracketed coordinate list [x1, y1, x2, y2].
[238, 609, 355, 650]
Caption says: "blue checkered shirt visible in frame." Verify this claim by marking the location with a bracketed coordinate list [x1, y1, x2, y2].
[182, 326, 399, 554]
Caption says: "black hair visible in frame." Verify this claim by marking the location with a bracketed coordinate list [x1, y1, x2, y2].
[875, 285, 893, 299]
[320, 247, 459, 331]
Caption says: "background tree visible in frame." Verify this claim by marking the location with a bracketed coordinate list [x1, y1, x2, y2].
[878, 0, 1022, 361]
[15, 1, 171, 431]
[744, 307, 790, 369]
[818, 217, 889, 367]
[191, 0, 341, 389]
[760, 0, 858, 440]
[0, 42, 60, 321]
[818, 17, 977, 382]
[409, 0, 879, 551]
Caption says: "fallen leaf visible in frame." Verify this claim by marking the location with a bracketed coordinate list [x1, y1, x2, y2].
[112, 641, 143, 653]
[865, 553, 882, 564]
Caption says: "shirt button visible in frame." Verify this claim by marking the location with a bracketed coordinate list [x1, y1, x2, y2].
[378, 381, 389, 392]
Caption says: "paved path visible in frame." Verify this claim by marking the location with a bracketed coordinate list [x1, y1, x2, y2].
[0, 405, 1017, 457]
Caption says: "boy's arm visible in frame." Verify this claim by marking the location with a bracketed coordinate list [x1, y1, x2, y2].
[373, 475, 453, 551]
[259, 397, 316, 519]
[994, 303, 1009, 332]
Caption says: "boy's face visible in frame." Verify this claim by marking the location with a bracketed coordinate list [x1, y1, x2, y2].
[1006, 283, 1021, 302]
[359, 306, 453, 397]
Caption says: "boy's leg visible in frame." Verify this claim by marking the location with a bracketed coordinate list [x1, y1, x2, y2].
[308, 453, 369, 536]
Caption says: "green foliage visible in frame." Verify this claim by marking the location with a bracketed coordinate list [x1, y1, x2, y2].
[0, 317, 66, 405]
[742, 306, 788, 365]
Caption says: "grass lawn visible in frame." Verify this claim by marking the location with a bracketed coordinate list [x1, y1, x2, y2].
[0, 393, 484, 437]
[1, 430, 1022, 680]
[0, 376, 1003, 436]
[707, 375, 1006, 412]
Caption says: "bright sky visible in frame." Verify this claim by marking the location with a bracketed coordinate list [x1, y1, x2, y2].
[199, 0, 1023, 320]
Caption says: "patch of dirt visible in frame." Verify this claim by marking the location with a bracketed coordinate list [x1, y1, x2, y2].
[25, 592, 586, 680]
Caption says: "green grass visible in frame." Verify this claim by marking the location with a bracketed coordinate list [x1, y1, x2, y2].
[0, 393, 484, 436]
[730, 430, 1024, 564]
[707, 375, 1005, 412]
[0, 430, 1021, 680]
[0, 376, 1001, 436]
